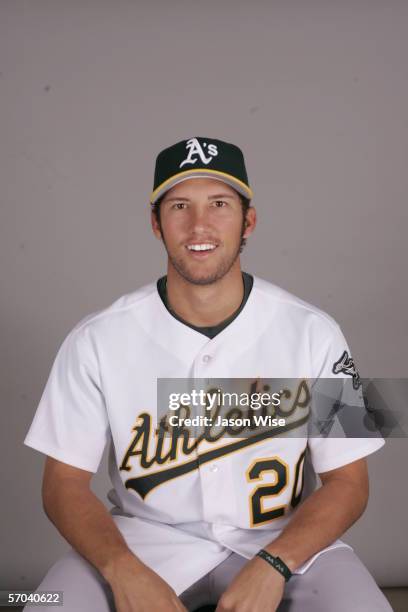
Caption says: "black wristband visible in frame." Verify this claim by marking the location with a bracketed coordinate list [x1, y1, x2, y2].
[256, 549, 292, 582]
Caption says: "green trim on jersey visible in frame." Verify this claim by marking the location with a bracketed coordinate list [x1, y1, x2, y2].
[156, 272, 254, 339]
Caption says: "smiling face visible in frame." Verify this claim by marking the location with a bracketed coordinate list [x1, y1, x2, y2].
[151, 178, 256, 286]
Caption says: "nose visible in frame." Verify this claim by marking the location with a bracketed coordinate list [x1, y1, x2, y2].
[187, 205, 212, 234]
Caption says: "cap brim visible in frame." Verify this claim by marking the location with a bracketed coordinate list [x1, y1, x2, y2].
[150, 169, 253, 204]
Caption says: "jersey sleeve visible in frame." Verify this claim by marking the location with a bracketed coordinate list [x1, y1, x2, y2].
[23, 325, 110, 472]
[307, 321, 385, 474]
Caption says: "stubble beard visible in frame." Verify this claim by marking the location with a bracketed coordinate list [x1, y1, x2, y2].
[160, 219, 246, 286]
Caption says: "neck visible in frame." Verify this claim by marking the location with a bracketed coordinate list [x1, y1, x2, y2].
[166, 263, 244, 327]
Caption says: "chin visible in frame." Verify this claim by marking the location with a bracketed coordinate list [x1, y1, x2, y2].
[168, 249, 240, 286]
[170, 261, 222, 286]
[180, 269, 222, 286]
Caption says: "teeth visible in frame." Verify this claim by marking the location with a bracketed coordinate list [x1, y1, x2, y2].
[187, 244, 216, 251]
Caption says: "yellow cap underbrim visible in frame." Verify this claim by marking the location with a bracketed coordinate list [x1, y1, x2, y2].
[150, 168, 253, 204]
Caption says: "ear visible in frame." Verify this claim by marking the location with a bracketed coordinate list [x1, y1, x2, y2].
[243, 206, 257, 238]
[151, 209, 162, 240]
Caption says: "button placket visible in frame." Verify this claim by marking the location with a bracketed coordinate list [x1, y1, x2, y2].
[199, 461, 223, 523]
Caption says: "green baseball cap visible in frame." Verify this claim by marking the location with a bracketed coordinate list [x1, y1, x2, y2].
[150, 136, 253, 205]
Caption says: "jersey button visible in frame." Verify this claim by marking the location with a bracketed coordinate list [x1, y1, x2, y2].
[210, 464, 218, 473]
[202, 354, 212, 363]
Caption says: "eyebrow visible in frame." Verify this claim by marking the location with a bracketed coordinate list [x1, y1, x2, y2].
[163, 194, 236, 202]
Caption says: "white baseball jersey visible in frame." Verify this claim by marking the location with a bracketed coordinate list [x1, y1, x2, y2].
[24, 275, 384, 595]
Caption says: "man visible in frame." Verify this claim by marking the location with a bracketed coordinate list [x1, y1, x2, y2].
[24, 137, 391, 611]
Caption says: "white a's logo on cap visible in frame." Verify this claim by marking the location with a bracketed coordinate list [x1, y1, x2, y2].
[179, 138, 218, 168]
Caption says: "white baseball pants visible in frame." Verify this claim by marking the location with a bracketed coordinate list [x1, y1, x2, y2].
[23, 546, 392, 611]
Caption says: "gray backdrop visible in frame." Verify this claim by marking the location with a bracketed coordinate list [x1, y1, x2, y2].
[1, 0, 407, 590]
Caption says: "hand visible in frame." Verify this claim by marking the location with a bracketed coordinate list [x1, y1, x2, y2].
[215, 555, 285, 612]
[105, 552, 188, 612]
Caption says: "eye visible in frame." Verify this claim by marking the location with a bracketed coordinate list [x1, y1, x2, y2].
[172, 202, 187, 210]
[213, 200, 227, 208]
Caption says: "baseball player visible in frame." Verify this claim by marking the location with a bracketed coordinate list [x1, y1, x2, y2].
[23, 137, 392, 611]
